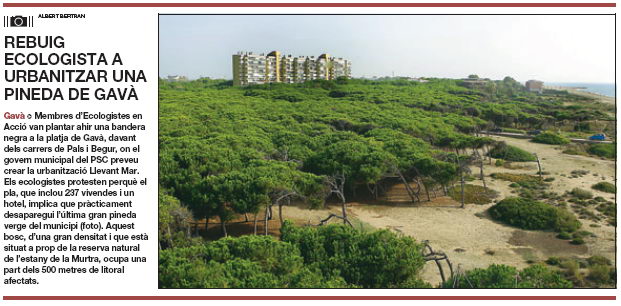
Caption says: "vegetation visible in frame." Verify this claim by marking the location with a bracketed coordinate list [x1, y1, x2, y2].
[570, 237, 585, 245]
[160, 78, 609, 231]
[447, 184, 498, 204]
[489, 197, 581, 232]
[588, 264, 612, 284]
[532, 132, 570, 145]
[570, 169, 589, 178]
[280, 221, 429, 288]
[587, 255, 611, 266]
[570, 188, 593, 199]
[159, 190, 201, 249]
[562, 144, 586, 157]
[587, 143, 616, 159]
[488, 142, 536, 162]
[545, 256, 616, 287]
[595, 200, 616, 226]
[562, 143, 616, 160]
[591, 182, 615, 193]
[158, 77, 612, 288]
[501, 127, 526, 134]
[160, 222, 430, 288]
[159, 78, 500, 232]
[159, 234, 349, 288]
[490, 173, 540, 185]
[443, 264, 572, 288]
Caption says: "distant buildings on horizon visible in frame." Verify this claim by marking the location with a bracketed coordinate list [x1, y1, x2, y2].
[525, 79, 544, 93]
[166, 69, 545, 92]
[166, 75, 188, 82]
[460, 75, 545, 93]
[232, 51, 352, 86]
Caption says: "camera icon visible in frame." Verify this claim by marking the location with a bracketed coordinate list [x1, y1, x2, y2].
[9, 15, 30, 27]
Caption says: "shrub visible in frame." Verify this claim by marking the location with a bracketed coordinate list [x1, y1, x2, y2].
[447, 184, 499, 204]
[574, 122, 591, 132]
[573, 230, 593, 238]
[570, 188, 593, 199]
[563, 143, 589, 156]
[491, 173, 550, 200]
[545, 257, 562, 266]
[560, 259, 583, 285]
[532, 132, 570, 145]
[489, 197, 581, 232]
[596, 201, 616, 223]
[588, 265, 611, 283]
[556, 232, 572, 240]
[503, 162, 534, 170]
[570, 237, 585, 245]
[443, 264, 572, 288]
[488, 142, 536, 162]
[587, 255, 611, 267]
[490, 173, 541, 184]
[519, 264, 573, 288]
[160, 223, 433, 289]
[273, 91, 305, 102]
[591, 182, 615, 193]
[328, 90, 349, 98]
[560, 259, 580, 271]
[587, 143, 616, 159]
[562, 148, 582, 156]
[280, 221, 428, 288]
[495, 159, 505, 166]
[571, 169, 589, 177]
[159, 235, 349, 288]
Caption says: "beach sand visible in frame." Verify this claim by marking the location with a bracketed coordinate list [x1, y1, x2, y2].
[545, 85, 615, 105]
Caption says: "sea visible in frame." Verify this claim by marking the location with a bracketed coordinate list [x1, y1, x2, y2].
[547, 82, 616, 98]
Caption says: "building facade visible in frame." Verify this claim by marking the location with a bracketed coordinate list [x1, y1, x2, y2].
[232, 51, 351, 86]
[166, 75, 188, 82]
[525, 80, 544, 93]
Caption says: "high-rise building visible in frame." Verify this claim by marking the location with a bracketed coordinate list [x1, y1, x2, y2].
[232, 51, 351, 86]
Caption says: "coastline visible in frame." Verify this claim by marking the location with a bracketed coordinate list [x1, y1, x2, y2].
[545, 85, 616, 105]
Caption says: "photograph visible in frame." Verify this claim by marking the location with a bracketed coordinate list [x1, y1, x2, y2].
[157, 14, 616, 289]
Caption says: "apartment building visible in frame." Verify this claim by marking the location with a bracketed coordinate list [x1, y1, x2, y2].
[232, 51, 351, 86]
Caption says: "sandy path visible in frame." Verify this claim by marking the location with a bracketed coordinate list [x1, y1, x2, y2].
[349, 202, 520, 284]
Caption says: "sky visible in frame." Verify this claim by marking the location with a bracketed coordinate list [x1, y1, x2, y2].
[159, 15, 615, 83]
